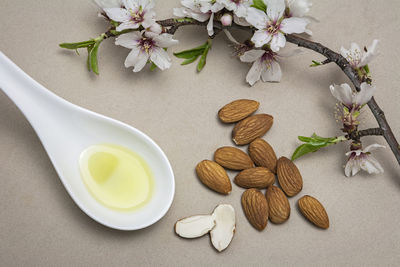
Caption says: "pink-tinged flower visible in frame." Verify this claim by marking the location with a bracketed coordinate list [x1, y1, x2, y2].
[115, 31, 178, 72]
[220, 13, 233, 26]
[103, 0, 156, 32]
[217, 0, 251, 18]
[340, 40, 379, 68]
[240, 49, 282, 85]
[345, 144, 385, 177]
[173, 0, 224, 36]
[246, 0, 309, 51]
[329, 82, 376, 109]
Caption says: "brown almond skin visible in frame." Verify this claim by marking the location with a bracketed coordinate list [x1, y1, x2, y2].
[248, 138, 278, 173]
[234, 167, 275, 189]
[241, 189, 269, 231]
[232, 114, 273, 145]
[218, 99, 260, 123]
[266, 186, 290, 224]
[277, 157, 303, 197]
[195, 160, 232, 194]
[214, 146, 254, 170]
[298, 195, 329, 229]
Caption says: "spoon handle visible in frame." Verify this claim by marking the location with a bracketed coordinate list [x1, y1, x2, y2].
[0, 51, 68, 130]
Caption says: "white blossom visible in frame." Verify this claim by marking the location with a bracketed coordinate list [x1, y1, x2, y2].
[173, 0, 224, 36]
[115, 31, 178, 72]
[340, 40, 379, 68]
[103, 0, 156, 32]
[285, 0, 312, 18]
[246, 0, 309, 51]
[240, 49, 282, 85]
[329, 82, 376, 109]
[217, 0, 251, 18]
[345, 144, 385, 177]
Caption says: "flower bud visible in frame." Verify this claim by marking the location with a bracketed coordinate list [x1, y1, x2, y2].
[148, 23, 162, 34]
[220, 14, 232, 26]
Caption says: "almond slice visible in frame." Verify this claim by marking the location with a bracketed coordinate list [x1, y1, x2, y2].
[175, 215, 216, 238]
[210, 204, 236, 252]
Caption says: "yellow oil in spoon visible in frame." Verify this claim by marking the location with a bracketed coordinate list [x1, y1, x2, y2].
[79, 144, 154, 211]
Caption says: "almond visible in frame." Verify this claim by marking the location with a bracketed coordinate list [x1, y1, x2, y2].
[232, 114, 273, 145]
[265, 185, 290, 224]
[248, 138, 277, 173]
[298, 195, 329, 229]
[277, 157, 303, 197]
[241, 189, 269, 231]
[218, 99, 260, 123]
[234, 167, 275, 189]
[214, 146, 254, 170]
[196, 160, 232, 194]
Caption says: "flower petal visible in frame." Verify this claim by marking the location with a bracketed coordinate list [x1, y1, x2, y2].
[154, 33, 179, 48]
[116, 21, 140, 31]
[115, 31, 141, 49]
[266, 0, 285, 21]
[261, 60, 282, 82]
[133, 51, 149, 72]
[363, 143, 385, 153]
[251, 30, 272, 48]
[359, 39, 379, 67]
[355, 82, 376, 106]
[246, 7, 268, 29]
[329, 83, 353, 107]
[150, 47, 172, 70]
[207, 13, 214, 36]
[246, 59, 263, 86]
[280, 17, 309, 34]
[103, 7, 131, 22]
[240, 49, 265, 63]
[270, 32, 286, 52]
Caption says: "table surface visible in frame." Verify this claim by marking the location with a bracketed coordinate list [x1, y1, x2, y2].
[1, 0, 399, 266]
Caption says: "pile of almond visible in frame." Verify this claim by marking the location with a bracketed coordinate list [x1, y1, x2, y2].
[196, 99, 330, 232]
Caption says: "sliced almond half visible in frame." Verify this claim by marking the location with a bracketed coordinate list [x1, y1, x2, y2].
[175, 215, 216, 238]
[210, 204, 236, 252]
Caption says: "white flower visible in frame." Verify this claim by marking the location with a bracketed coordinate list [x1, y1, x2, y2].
[345, 144, 385, 177]
[217, 0, 251, 18]
[173, 0, 223, 36]
[246, 0, 309, 51]
[340, 40, 379, 68]
[285, 0, 311, 17]
[240, 49, 282, 85]
[103, 0, 156, 32]
[94, 0, 123, 9]
[329, 82, 376, 108]
[115, 31, 178, 72]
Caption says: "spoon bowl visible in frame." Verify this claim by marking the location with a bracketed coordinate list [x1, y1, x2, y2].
[0, 52, 175, 230]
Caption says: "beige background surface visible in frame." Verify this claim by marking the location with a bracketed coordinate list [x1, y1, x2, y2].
[0, 0, 399, 266]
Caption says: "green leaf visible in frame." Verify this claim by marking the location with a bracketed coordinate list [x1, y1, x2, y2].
[363, 64, 370, 74]
[90, 41, 101, 75]
[197, 41, 211, 72]
[181, 55, 200, 65]
[150, 62, 157, 71]
[59, 40, 96, 50]
[174, 44, 207, 59]
[251, 0, 267, 12]
[291, 144, 326, 161]
[310, 60, 322, 67]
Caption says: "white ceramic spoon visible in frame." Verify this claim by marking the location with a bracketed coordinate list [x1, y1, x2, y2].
[0, 52, 175, 230]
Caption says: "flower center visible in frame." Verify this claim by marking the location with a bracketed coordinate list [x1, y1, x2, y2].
[266, 21, 280, 35]
[129, 8, 144, 23]
[138, 38, 154, 53]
